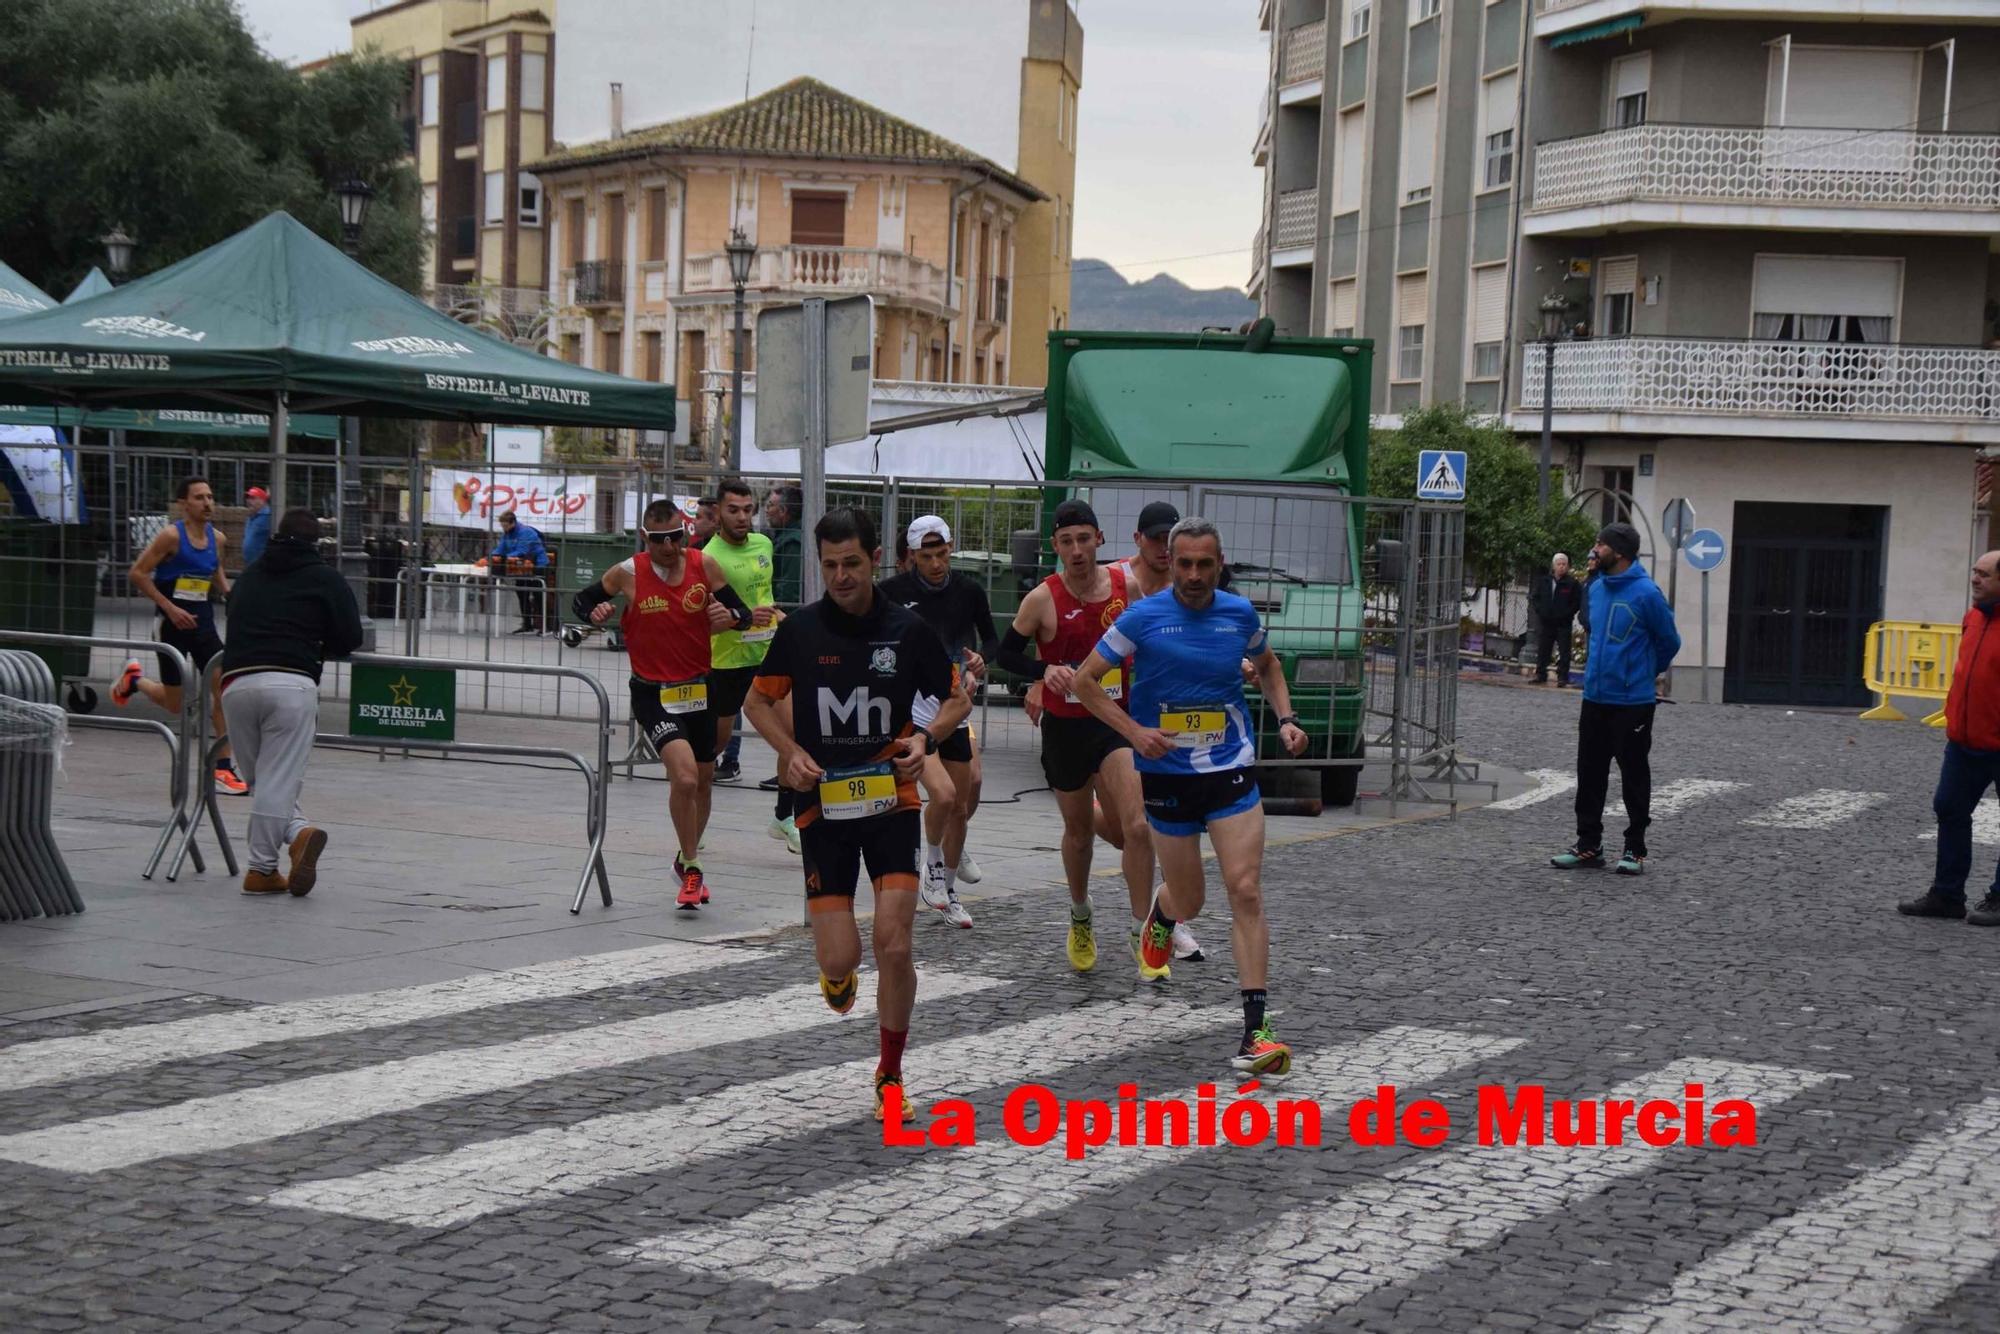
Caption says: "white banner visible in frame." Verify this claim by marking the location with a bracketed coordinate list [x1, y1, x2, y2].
[0, 423, 83, 523]
[426, 469, 599, 532]
[621, 492, 704, 531]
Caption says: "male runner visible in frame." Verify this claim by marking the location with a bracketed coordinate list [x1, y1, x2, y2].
[703, 480, 780, 786]
[743, 507, 966, 1118]
[1109, 499, 1178, 598]
[572, 498, 756, 909]
[112, 476, 243, 795]
[1073, 515, 1309, 1077]
[880, 515, 996, 928]
[996, 499, 1190, 976]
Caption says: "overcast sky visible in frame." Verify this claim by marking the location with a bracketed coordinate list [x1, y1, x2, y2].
[234, 0, 1266, 293]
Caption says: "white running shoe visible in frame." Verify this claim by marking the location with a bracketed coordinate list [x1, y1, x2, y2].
[942, 898, 973, 929]
[956, 851, 983, 884]
[769, 816, 801, 856]
[921, 862, 951, 911]
[1171, 921, 1205, 962]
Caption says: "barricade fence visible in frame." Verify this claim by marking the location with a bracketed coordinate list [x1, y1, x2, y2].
[1860, 619, 1958, 726]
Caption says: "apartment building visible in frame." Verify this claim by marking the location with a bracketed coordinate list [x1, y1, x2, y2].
[529, 78, 1043, 456]
[1251, 0, 2000, 708]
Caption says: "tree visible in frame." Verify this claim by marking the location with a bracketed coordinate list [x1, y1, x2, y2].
[0, 0, 424, 295]
[1370, 402, 1597, 592]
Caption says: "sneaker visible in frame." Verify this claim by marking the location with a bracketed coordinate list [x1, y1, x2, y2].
[821, 969, 858, 1015]
[920, 862, 951, 912]
[214, 765, 248, 797]
[758, 776, 783, 792]
[1171, 920, 1205, 962]
[1136, 900, 1174, 979]
[942, 898, 973, 929]
[1549, 845, 1604, 870]
[1898, 890, 1967, 919]
[713, 757, 743, 784]
[1131, 929, 1170, 984]
[111, 660, 142, 708]
[874, 1068, 904, 1122]
[674, 854, 711, 904]
[241, 869, 288, 895]
[510, 625, 537, 635]
[1232, 1022, 1293, 1080]
[1613, 850, 1645, 876]
[1066, 911, 1098, 972]
[676, 862, 704, 910]
[286, 827, 327, 897]
[956, 851, 984, 885]
[769, 816, 801, 856]
[1970, 894, 2000, 927]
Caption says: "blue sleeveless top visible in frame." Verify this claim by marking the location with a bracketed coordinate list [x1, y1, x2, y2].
[154, 521, 218, 620]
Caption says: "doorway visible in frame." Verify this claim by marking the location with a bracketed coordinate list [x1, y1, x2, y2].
[1725, 501, 1886, 707]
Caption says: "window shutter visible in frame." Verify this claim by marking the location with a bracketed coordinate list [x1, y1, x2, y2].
[1599, 256, 1638, 296]
[1472, 266, 1507, 344]
[1398, 272, 1429, 327]
[1483, 72, 1517, 135]
[1402, 92, 1437, 200]
[1331, 279, 1358, 331]
[1612, 53, 1651, 101]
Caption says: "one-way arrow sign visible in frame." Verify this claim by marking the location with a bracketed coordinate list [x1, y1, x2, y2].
[1682, 528, 1726, 571]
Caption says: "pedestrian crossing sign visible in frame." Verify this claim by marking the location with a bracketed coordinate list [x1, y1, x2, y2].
[1416, 449, 1467, 501]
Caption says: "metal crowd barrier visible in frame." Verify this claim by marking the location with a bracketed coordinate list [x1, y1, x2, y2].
[0, 629, 211, 881]
[0, 650, 83, 919]
[1860, 620, 1958, 726]
[180, 653, 612, 912]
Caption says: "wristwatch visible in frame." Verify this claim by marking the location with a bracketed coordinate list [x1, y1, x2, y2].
[1277, 713, 1302, 730]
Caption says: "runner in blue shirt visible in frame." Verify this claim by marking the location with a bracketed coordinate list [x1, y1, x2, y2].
[1071, 515, 1309, 1078]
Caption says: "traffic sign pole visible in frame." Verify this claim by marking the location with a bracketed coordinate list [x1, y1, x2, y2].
[1679, 527, 1726, 704]
[1701, 570, 1711, 704]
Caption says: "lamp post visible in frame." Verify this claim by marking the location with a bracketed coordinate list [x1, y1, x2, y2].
[333, 177, 377, 647]
[1537, 302, 1564, 513]
[335, 176, 375, 256]
[724, 227, 756, 469]
[100, 227, 136, 285]
[101, 228, 136, 567]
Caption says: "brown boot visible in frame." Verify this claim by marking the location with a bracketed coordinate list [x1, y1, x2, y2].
[287, 826, 328, 896]
[242, 869, 288, 895]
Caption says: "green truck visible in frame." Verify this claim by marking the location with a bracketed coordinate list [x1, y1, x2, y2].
[1040, 324, 1373, 807]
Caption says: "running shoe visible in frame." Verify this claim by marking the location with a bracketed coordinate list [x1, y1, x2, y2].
[1232, 1022, 1293, 1080]
[1136, 901, 1174, 979]
[1614, 850, 1646, 876]
[820, 969, 858, 1015]
[956, 851, 983, 884]
[1549, 845, 1604, 870]
[1130, 929, 1170, 984]
[214, 766, 248, 797]
[713, 757, 742, 784]
[1066, 910, 1097, 972]
[874, 1068, 904, 1122]
[942, 898, 973, 930]
[920, 862, 951, 912]
[1171, 920, 1205, 962]
[111, 660, 142, 708]
[769, 816, 801, 855]
[673, 854, 711, 904]
[675, 862, 704, 910]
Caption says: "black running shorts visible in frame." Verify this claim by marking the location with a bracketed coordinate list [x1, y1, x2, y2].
[936, 723, 974, 764]
[801, 808, 920, 911]
[1140, 767, 1262, 837]
[1039, 712, 1131, 793]
[157, 616, 223, 688]
[630, 674, 718, 763]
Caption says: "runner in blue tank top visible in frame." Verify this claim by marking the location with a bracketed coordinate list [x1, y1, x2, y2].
[1071, 515, 1309, 1080]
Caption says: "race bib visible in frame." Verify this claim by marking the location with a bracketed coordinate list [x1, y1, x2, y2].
[657, 681, 708, 715]
[1160, 703, 1228, 749]
[738, 625, 776, 644]
[171, 575, 211, 603]
[1065, 666, 1124, 703]
[818, 762, 898, 821]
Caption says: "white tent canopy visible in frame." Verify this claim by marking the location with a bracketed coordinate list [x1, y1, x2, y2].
[732, 377, 1046, 481]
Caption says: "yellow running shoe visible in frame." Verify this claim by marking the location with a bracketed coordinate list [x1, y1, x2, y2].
[1231, 1022, 1293, 1080]
[819, 969, 858, 1015]
[1066, 912, 1097, 972]
[874, 1069, 904, 1122]
[1131, 929, 1170, 983]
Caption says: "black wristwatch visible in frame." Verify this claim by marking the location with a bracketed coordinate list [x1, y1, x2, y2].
[1277, 713, 1301, 730]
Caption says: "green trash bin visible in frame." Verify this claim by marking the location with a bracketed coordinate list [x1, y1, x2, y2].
[548, 533, 638, 648]
[0, 520, 97, 682]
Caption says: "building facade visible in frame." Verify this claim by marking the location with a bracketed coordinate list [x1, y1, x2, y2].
[1251, 0, 2000, 707]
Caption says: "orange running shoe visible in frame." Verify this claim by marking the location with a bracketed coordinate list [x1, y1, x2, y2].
[214, 766, 248, 797]
[111, 660, 142, 708]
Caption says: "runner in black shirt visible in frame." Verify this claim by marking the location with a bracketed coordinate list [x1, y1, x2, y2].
[880, 515, 997, 928]
[744, 507, 967, 1121]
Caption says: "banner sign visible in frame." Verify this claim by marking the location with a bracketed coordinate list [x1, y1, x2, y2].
[0, 425, 84, 522]
[349, 664, 456, 742]
[426, 468, 599, 532]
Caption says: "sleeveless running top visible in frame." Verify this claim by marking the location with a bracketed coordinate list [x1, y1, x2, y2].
[1040, 564, 1128, 720]
[621, 553, 712, 682]
[154, 521, 219, 622]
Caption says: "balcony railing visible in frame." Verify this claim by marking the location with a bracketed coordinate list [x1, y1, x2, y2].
[433, 282, 553, 348]
[1531, 123, 2000, 216]
[571, 259, 624, 307]
[1273, 188, 1317, 251]
[1280, 19, 1326, 87]
[1249, 226, 1266, 289]
[684, 245, 956, 313]
[1520, 337, 2000, 425]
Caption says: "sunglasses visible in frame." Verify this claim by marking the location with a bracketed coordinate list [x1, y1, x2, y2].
[643, 528, 688, 544]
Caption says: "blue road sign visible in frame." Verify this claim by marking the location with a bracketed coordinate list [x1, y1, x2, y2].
[1416, 449, 1467, 501]
[1683, 528, 1726, 571]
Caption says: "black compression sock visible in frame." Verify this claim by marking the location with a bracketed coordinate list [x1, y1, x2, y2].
[1242, 989, 1268, 1037]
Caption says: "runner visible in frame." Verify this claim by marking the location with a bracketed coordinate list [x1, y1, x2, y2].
[112, 476, 244, 796]
[1109, 499, 1178, 599]
[703, 480, 780, 787]
[880, 515, 997, 929]
[571, 498, 757, 910]
[1072, 514, 1310, 1077]
[995, 499, 1194, 977]
[742, 506, 966, 1119]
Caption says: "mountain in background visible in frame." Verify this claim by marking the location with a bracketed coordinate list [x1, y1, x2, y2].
[1067, 259, 1258, 334]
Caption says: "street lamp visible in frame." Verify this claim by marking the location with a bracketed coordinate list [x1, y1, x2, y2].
[332, 177, 378, 647]
[100, 227, 136, 285]
[1536, 299, 1567, 512]
[334, 176, 376, 257]
[725, 227, 757, 469]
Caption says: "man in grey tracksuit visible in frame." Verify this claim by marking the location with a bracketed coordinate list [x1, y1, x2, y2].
[217, 509, 364, 895]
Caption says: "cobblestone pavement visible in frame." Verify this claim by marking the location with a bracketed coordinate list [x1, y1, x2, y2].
[3, 680, 1998, 1332]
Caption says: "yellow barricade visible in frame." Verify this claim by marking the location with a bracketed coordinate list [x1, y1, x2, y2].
[1859, 620, 1958, 726]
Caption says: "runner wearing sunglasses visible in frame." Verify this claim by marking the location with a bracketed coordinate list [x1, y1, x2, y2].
[573, 499, 756, 909]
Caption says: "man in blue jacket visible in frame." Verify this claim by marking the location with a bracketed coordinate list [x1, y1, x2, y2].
[1551, 521, 1681, 875]
[491, 510, 551, 634]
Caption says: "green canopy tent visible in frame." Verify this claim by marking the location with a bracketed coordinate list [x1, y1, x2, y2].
[0, 260, 55, 320]
[64, 268, 112, 304]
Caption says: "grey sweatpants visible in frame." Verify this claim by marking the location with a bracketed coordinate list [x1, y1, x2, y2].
[220, 673, 320, 874]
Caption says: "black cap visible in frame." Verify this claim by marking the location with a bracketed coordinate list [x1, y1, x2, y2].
[1597, 522, 1641, 563]
[1136, 500, 1180, 539]
[1053, 499, 1100, 533]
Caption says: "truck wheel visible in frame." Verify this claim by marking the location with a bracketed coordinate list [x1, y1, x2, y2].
[1257, 765, 1323, 818]
[1321, 746, 1363, 808]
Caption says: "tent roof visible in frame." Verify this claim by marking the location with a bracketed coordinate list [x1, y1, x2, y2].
[0, 212, 674, 429]
[0, 260, 56, 321]
[64, 268, 113, 304]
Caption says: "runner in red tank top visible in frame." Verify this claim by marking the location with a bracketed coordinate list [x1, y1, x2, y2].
[994, 498, 1176, 978]
[573, 498, 755, 910]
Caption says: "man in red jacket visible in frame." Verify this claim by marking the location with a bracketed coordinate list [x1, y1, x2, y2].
[1901, 551, 2000, 925]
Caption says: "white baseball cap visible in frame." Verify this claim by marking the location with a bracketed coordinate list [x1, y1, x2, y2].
[906, 515, 952, 549]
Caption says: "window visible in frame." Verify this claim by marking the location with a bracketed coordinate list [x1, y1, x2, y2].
[1609, 53, 1650, 128]
[517, 175, 542, 227]
[1750, 254, 1900, 343]
[643, 331, 663, 381]
[1402, 91, 1437, 204]
[603, 194, 625, 262]
[1470, 264, 1506, 378]
[1482, 72, 1517, 190]
[421, 71, 439, 126]
[521, 52, 546, 113]
[1335, 108, 1366, 212]
[1396, 272, 1427, 381]
[1599, 467, 1633, 526]
[564, 196, 585, 266]
[483, 171, 505, 225]
[485, 54, 506, 112]
[1052, 195, 1062, 257]
[1766, 43, 1918, 131]
[1330, 279, 1357, 339]
[1345, 0, 1371, 43]
[561, 333, 581, 365]
[1411, 0, 1440, 21]
[790, 190, 846, 247]
[645, 186, 668, 261]
[601, 331, 621, 376]
[1598, 256, 1637, 338]
[421, 185, 437, 228]
[1057, 79, 1067, 146]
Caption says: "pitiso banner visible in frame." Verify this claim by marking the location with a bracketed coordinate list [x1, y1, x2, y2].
[350, 665, 456, 741]
[427, 469, 599, 532]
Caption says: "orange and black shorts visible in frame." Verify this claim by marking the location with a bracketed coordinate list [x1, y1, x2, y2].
[801, 808, 920, 912]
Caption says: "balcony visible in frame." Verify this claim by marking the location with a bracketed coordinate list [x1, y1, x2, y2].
[1279, 19, 1326, 105]
[1516, 336, 2000, 444]
[1270, 188, 1316, 266]
[452, 100, 478, 150]
[1526, 123, 2000, 237]
[570, 259, 625, 307]
[1253, 95, 1271, 166]
[1249, 226, 1267, 293]
[433, 282, 552, 348]
[683, 245, 956, 316]
[449, 215, 476, 260]
[1534, 0, 2000, 40]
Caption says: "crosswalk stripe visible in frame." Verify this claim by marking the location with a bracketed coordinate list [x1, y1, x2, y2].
[1648, 778, 1747, 817]
[1742, 789, 1885, 831]
[1486, 769, 1575, 811]
[0, 941, 773, 1093]
[615, 1026, 1527, 1289]
[1920, 795, 2000, 845]
[263, 998, 1238, 1228]
[0, 969, 1000, 1174]
[1592, 1097, 2000, 1333]
[1014, 1058, 1831, 1332]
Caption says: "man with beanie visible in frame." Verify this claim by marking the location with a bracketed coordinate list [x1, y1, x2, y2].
[1551, 521, 1680, 876]
[218, 509, 365, 895]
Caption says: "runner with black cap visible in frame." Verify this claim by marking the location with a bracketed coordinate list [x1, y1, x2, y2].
[1110, 499, 1180, 599]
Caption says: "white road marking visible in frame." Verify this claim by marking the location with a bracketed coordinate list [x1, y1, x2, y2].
[1015, 1058, 1830, 1331]
[264, 999, 1238, 1228]
[0, 970, 999, 1173]
[1593, 1097, 2000, 1333]
[0, 941, 772, 1093]
[1647, 779, 1747, 817]
[1486, 769, 1575, 811]
[1742, 789, 1886, 831]
[618, 1026, 1526, 1288]
[1920, 795, 2000, 845]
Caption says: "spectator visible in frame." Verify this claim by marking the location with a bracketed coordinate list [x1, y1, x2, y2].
[491, 510, 551, 634]
[1901, 550, 2000, 925]
[692, 496, 720, 549]
[242, 487, 271, 565]
[1530, 552, 1583, 687]
[217, 508, 364, 895]
[765, 484, 804, 608]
